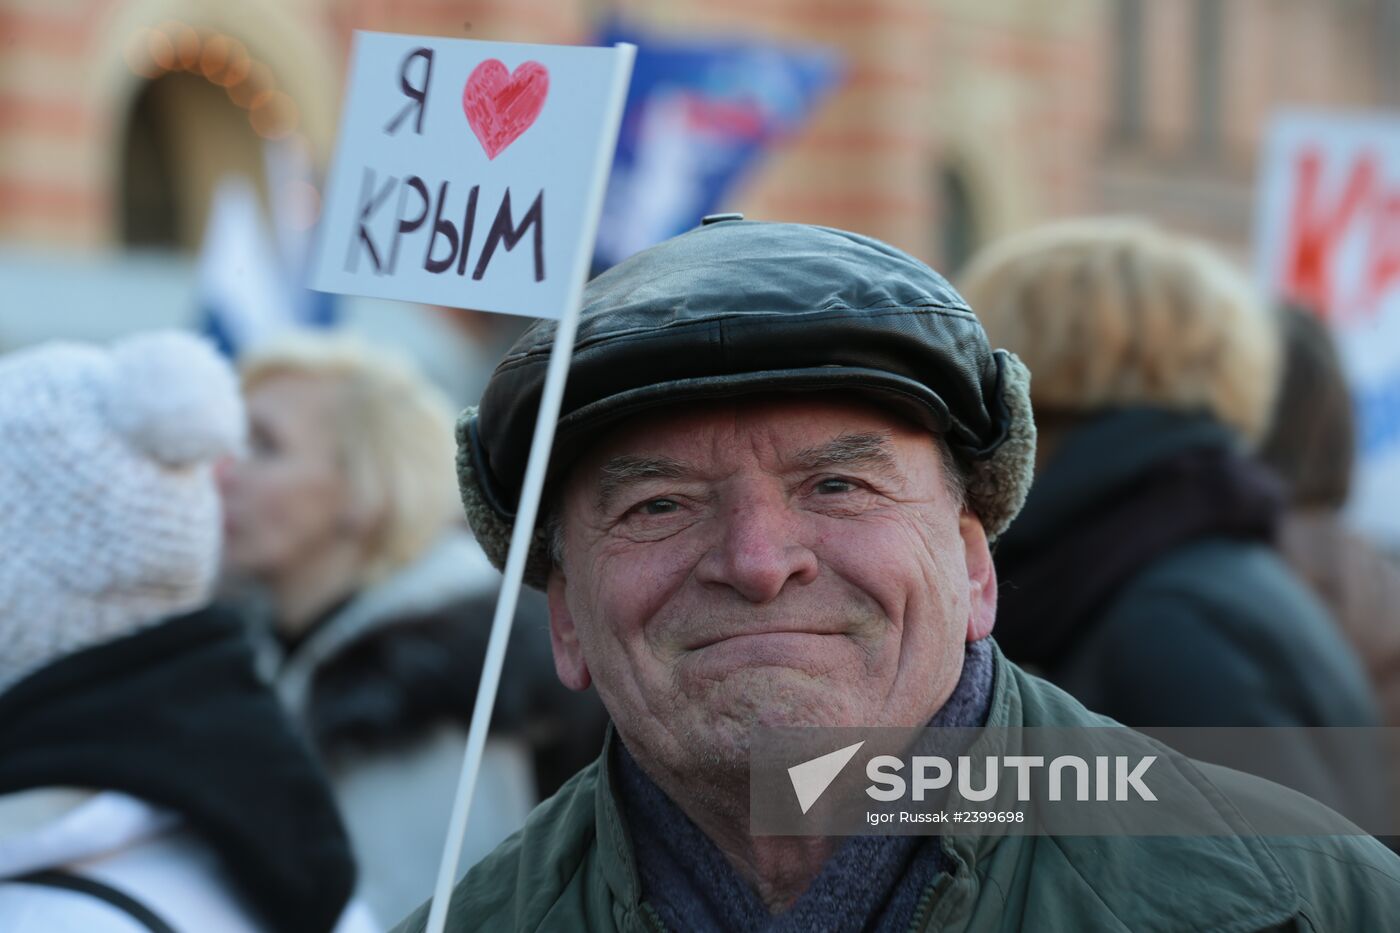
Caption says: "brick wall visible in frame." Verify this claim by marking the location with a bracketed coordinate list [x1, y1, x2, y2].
[0, 0, 1391, 266]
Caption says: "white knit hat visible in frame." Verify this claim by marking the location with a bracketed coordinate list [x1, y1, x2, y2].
[0, 331, 246, 692]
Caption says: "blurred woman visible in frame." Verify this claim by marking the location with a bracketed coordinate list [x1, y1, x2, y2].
[1259, 303, 1400, 798]
[217, 336, 604, 928]
[959, 219, 1377, 735]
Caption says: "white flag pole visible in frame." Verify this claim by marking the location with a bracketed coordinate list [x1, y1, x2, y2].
[424, 42, 636, 933]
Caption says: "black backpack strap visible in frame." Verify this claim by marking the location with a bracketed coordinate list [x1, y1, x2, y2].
[8, 869, 178, 933]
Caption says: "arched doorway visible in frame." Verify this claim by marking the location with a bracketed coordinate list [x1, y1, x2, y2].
[119, 71, 271, 251]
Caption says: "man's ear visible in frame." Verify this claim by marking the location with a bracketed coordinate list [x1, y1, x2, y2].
[959, 511, 998, 643]
[547, 568, 592, 690]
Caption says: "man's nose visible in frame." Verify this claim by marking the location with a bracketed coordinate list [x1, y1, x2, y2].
[695, 494, 819, 603]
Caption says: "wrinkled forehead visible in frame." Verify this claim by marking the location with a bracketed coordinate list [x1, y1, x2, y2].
[557, 393, 935, 502]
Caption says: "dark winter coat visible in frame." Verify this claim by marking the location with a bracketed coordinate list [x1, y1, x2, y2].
[390, 644, 1400, 933]
[993, 408, 1377, 729]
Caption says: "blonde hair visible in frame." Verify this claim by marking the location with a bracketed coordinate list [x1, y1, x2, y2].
[240, 335, 459, 583]
[958, 217, 1280, 443]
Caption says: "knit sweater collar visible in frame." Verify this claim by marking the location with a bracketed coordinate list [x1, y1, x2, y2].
[616, 639, 995, 933]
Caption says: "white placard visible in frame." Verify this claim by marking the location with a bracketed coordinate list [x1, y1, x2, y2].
[1256, 110, 1400, 543]
[312, 31, 633, 319]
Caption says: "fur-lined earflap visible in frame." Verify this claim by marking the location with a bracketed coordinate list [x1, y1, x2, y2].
[968, 351, 1036, 541]
[455, 410, 553, 589]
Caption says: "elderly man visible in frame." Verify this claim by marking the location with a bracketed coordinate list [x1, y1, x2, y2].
[395, 218, 1400, 932]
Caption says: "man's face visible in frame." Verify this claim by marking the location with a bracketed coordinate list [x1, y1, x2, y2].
[547, 395, 996, 780]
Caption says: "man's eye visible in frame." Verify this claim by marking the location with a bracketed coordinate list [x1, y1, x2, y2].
[638, 498, 680, 515]
[815, 478, 857, 495]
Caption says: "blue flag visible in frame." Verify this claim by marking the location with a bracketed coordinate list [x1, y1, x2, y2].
[593, 22, 841, 271]
[199, 140, 339, 358]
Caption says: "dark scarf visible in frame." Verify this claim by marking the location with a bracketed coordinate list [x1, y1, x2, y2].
[994, 416, 1283, 673]
[618, 639, 995, 933]
[0, 606, 356, 933]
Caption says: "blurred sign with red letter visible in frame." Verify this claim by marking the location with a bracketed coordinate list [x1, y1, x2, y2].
[1256, 111, 1400, 542]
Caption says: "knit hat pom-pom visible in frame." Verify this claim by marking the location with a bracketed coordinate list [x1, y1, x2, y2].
[106, 332, 247, 467]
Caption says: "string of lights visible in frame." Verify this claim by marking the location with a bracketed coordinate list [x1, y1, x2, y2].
[122, 21, 300, 141]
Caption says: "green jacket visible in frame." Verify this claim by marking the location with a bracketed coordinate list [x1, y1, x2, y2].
[394, 648, 1400, 932]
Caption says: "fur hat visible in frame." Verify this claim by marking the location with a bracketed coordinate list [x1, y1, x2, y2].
[0, 332, 246, 691]
[456, 218, 1036, 589]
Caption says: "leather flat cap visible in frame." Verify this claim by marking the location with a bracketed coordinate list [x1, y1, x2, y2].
[457, 218, 1036, 588]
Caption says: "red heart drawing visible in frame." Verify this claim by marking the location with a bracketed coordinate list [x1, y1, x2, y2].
[461, 59, 549, 160]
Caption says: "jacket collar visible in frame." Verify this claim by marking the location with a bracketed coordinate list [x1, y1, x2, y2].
[589, 644, 1301, 932]
[936, 646, 1301, 932]
[595, 723, 646, 915]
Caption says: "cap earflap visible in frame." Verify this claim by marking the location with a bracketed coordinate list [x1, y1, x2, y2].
[456, 409, 553, 588]
[965, 351, 1036, 540]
